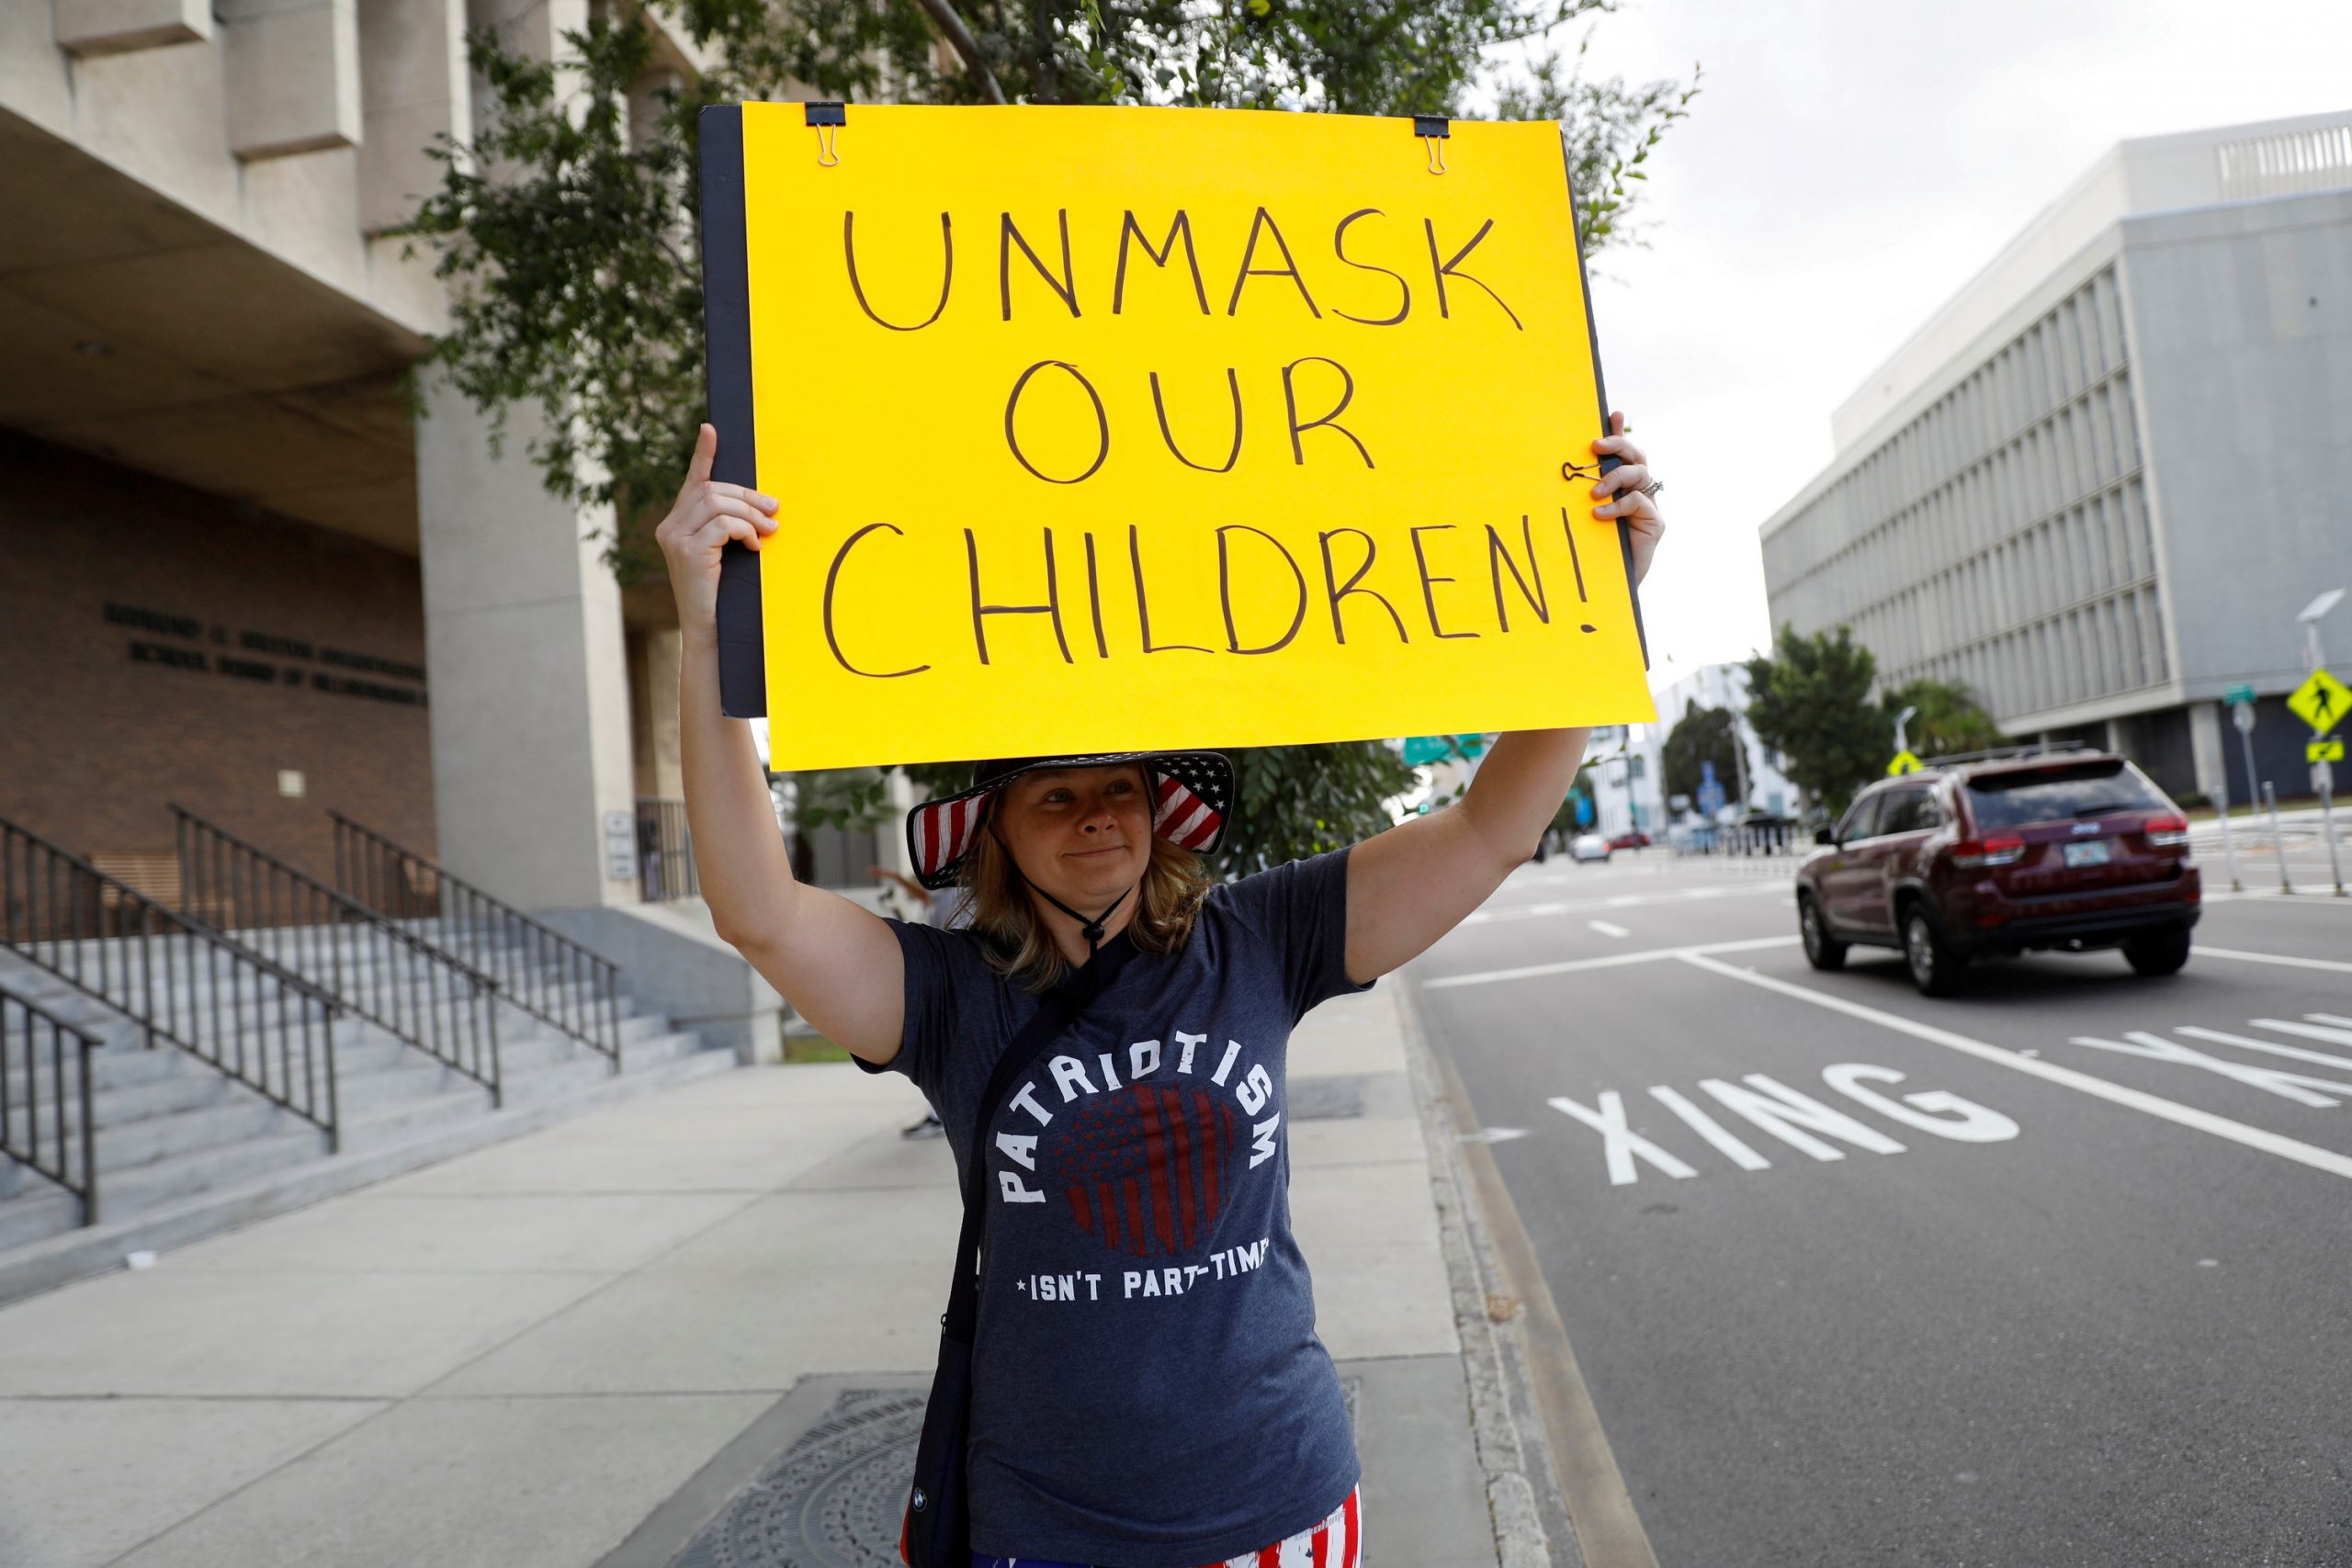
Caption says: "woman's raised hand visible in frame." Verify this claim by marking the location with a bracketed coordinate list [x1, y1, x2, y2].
[1589, 411, 1666, 588]
[655, 423, 779, 637]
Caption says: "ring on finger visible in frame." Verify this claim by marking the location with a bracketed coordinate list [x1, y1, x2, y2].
[1640, 479, 1664, 500]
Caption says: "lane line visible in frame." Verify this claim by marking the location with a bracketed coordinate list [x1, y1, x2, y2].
[1464, 883, 1788, 925]
[2195, 945, 2352, 975]
[1675, 954, 2352, 1183]
[1589, 920, 1631, 939]
[1423, 935, 1798, 989]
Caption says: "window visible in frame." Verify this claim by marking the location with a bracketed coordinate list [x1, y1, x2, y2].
[1627, 755, 1646, 781]
[1838, 793, 1886, 842]
[1967, 760, 2170, 829]
[1879, 788, 1941, 835]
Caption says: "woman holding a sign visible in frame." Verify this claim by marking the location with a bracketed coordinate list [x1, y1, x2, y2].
[660, 416, 1663, 1568]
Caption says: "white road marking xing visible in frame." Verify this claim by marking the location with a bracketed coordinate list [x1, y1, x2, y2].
[1679, 954, 2352, 1182]
[2065, 1032, 2352, 1108]
[1648, 1086, 1771, 1170]
[2247, 1015, 2352, 1053]
[1423, 934, 1798, 989]
[1589, 920, 1632, 938]
[1548, 1091, 1697, 1184]
[1694, 1075, 1907, 1160]
[2195, 946, 2352, 975]
[1550, 1066, 2017, 1185]
[2177, 1024, 2352, 1073]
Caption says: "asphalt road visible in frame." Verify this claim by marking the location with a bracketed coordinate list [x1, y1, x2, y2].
[1409, 852, 2352, 1567]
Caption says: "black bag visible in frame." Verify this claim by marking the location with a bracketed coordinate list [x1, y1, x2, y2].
[899, 937, 1136, 1567]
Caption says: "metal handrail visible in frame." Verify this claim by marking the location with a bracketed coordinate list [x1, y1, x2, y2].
[1, 816, 342, 1148]
[174, 807, 503, 1106]
[329, 812, 620, 1072]
[0, 982, 100, 1224]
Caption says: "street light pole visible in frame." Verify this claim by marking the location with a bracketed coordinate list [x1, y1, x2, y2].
[2296, 587, 2346, 896]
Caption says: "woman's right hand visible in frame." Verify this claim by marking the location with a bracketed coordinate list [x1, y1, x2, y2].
[655, 423, 779, 637]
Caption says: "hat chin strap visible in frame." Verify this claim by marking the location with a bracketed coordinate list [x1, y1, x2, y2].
[991, 825, 1134, 958]
[1029, 879, 1133, 957]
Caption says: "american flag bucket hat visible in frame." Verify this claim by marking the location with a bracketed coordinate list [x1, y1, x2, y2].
[905, 751, 1233, 890]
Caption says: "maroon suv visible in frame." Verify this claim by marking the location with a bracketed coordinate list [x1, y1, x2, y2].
[1793, 750, 2200, 996]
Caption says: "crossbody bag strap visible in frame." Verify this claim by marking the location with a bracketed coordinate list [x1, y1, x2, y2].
[940, 937, 1137, 1341]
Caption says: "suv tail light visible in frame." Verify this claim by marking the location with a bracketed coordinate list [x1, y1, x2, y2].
[1951, 837, 2026, 868]
[2145, 815, 2189, 847]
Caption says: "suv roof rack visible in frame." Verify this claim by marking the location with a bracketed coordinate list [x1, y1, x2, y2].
[1912, 739, 2099, 769]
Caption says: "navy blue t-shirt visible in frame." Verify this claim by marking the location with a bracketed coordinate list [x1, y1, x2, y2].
[865, 849, 1373, 1567]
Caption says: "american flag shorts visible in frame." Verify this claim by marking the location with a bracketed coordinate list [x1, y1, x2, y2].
[972, 1485, 1363, 1568]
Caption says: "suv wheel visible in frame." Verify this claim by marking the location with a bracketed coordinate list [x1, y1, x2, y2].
[1903, 907, 1967, 998]
[2122, 926, 2192, 976]
[1799, 894, 1847, 971]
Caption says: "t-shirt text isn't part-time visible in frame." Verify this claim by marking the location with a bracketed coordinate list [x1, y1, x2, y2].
[868, 849, 1373, 1568]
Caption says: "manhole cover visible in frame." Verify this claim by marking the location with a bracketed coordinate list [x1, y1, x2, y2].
[671, 1382, 1360, 1568]
[672, 1390, 922, 1568]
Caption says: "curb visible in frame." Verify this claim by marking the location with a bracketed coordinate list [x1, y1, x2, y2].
[1395, 975, 1577, 1568]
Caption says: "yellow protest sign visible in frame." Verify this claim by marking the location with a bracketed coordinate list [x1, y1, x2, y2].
[2287, 668, 2349, 735]
[1887, 750, 1923, 776]
[701, 104, 1653, 769]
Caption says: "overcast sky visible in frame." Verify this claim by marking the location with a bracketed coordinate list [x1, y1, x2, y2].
[1530, 0, 2351, 697]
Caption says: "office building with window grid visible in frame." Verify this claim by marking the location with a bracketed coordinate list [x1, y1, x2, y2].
[1759, 111, 2352, 806]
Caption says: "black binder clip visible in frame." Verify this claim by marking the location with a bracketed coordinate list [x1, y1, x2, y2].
[808, 101, 845, 166]
[1414, 115, 1450, 175]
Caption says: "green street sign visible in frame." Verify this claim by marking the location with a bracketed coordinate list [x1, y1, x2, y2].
[2223, 682, 2257, 706]
[1402, 735, 1486, 767]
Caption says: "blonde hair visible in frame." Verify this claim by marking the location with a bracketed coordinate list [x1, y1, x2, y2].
[962, 818, 1210, 992]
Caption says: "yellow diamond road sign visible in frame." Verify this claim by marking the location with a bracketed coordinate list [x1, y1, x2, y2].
[2312, 738, 2346, 763]
[2288, 668, 2350, 734]
[1887, 750, 1923, 776]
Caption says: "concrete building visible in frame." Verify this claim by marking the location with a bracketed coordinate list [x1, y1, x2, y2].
[1758, 111, 2352, 806]
[1585, 662, 1799, 839]
[0, 0, 921, 1057]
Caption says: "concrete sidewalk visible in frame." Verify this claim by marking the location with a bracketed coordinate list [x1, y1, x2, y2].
[0, 986, 1532, 1568]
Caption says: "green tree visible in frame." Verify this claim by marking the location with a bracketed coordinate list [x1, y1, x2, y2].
[1743, 625, 1883, 818]
[788, 744, 1414, 877]
[1881, 678, 2004, 761]
[404, 0, 1694, 874]
[1660, 703, 1738, 807]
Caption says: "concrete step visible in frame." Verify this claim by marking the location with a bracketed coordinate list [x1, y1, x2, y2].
[4, 1022, 708, 1199]
[0, 1185, 82, 1256]
[0, 1039, 741, 1303]
[3, 1009, 671, 1139]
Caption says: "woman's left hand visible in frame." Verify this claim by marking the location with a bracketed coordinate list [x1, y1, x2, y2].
[1589, 410, 1666, 587]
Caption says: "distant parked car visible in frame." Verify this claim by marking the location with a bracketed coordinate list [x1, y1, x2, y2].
[1607, 830, 1650, 850]
[1569, 832, 1612, 863]
[1793, 750, 2199, 997]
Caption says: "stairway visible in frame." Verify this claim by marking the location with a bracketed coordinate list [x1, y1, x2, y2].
[0, 923, 738, 1304]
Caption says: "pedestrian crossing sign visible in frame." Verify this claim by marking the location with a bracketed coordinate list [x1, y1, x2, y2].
[1887, 750, 1923, 775]
[2287, 668, 2348, 734]
[2312, 737, 2346, 763]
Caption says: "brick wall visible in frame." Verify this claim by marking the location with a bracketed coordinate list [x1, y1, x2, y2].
[0, 433, 435, 881]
